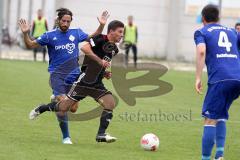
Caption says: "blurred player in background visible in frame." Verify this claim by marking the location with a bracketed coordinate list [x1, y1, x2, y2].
[29, 20, 124, 143]
[31, 9, 48, 62]
[19, 8, 109, 144]
[123, 15, 138, 68]
[235, 22, 240, 33]
[194, 4, 240, 160]
[235, 23, 240, 52]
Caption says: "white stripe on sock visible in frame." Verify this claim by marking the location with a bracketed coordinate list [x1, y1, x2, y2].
[204, 125, 216, 127]
[217, 119, 226, 122]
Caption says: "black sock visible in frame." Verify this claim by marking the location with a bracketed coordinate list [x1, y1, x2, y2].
[97, 109, 113, 135]
[36, 102, 59, 113]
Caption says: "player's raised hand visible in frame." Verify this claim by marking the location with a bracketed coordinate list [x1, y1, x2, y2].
[195, 78, 203, 94]
[18, 19, 31, 34]
[101, 59, 111, 68]
[97, 10, 110, 25]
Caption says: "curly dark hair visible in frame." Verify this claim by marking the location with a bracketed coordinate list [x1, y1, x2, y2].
[56, 8, 73, 21]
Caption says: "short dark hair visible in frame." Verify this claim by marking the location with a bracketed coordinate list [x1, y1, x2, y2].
[56, 8, 73, 21]
[107, 20, 124, 33]
[201, 4, 219, 23]
[235, 22, 240, 28]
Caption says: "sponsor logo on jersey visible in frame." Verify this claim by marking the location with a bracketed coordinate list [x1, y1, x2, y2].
[103, 56, 111, 62]
[55, 43, 76, 54]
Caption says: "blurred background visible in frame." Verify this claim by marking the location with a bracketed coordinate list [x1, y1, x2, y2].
[1, 0, 240, 63]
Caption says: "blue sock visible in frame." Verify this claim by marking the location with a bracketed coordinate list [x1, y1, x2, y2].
[202, 125, 216, 160]
[215, 120, 226, 159]
[56, 113, 70, 139]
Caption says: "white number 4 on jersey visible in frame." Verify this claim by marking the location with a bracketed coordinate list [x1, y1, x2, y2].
[218, 31, 232, 52]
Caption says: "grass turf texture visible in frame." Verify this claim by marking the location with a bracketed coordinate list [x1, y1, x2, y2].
[0, 59, 240, 160]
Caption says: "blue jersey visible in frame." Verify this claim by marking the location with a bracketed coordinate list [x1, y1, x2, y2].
[194, 23, 240, 83]
[36, 28, 88, 74]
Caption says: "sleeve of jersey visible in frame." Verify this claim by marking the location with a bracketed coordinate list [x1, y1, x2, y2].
[77, 28, 89, 42]
[194, 30, 205, 46]
[36, 32, 49, 46]
[88, 35, 102, 48]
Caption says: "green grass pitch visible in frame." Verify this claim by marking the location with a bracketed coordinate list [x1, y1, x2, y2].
[0, 59, 240, 160]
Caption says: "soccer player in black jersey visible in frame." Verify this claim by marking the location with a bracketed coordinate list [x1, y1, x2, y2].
[29, 20, 124, 143]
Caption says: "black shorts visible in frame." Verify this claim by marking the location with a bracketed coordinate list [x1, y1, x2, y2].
[67, 74, 112, 102]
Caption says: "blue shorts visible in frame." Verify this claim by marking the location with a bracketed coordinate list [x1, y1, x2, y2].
[202, 80, 240, 120]
[49, 72, 79, 96]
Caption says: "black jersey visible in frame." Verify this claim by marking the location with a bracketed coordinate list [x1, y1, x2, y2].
[81, 34, 118, 84]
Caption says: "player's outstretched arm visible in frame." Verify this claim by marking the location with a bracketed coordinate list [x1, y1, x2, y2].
[18, 19, 40, 49]
[88, 11, 110, 38]
[81, 43, 110, 68]
[195, 44, 206, 94]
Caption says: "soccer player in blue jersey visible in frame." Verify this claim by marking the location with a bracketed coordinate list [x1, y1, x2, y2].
[194, 5, 240, 160]
[29, 20, 124, 143]
[18, 8, 110, 144]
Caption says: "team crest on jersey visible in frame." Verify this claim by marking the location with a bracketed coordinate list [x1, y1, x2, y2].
[103, 42, 118, 56]
[69, 35, 75, 42]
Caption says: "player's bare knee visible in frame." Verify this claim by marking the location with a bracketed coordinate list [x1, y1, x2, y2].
[204, 118, 217, 125]
[59, 98, 75, 112]
[56, 95, 65, 102]
[109, 100, 116, 109]
[103, 100, 115, 110]
[70, 102, 78, 113]
[70, 107, 77, 113]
